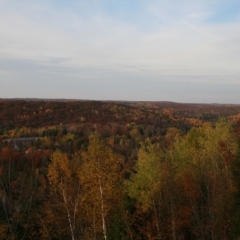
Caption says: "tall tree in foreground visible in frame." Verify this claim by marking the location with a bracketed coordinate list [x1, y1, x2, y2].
[172, 120, 238, 239]
[125, 144, 162, 239]
[0, 147, 40, 239]
[47, 151, 81, 240]
[80, 135, 123, 240]
[125, 120, 238, 239]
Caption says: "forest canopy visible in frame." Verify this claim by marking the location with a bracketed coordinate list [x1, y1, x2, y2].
[0, 100, 240, 239]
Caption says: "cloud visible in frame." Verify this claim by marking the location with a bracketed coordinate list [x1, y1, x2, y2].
[0, 0, 240, 102]
[187, 11, 215, 22]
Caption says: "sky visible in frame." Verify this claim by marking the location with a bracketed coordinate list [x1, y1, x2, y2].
[0, 0, 240, 103]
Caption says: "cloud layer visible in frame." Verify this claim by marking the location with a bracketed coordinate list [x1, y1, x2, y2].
[1, 0, 240, 103]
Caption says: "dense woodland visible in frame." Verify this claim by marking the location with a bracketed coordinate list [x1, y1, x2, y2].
[1, 99, 240, 239]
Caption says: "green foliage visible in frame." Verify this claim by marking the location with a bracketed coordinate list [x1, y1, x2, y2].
[41, 128, 59, 137]
[125, 144, 161, 211]
[107, 210, 124, 240]
[172, 120, 238, 239]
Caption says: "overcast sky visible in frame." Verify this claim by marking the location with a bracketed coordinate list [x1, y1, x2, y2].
[0, 0, 240, 103]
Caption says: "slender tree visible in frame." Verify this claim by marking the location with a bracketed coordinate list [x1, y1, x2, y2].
[80, 135, 123, 240]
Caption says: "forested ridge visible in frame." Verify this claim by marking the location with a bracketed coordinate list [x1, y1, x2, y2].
[1, 100, 240, 239]
[0, 100, 202, 132]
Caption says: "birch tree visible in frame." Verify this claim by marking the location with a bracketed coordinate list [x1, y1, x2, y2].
[47, 151, 81, 240]
[80, 135, 123, 240]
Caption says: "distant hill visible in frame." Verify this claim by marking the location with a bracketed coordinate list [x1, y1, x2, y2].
[116, 101, 240, 121]
[1, 99, 240, 130]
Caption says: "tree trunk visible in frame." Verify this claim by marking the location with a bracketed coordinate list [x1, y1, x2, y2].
[97, 157, 107, 240]
[99, 178, 107, 240]
[152, 199, 161, 239]
[60, 179, 75, 240]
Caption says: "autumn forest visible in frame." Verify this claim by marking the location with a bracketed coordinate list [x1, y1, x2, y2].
[1, 99, 240, 240]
